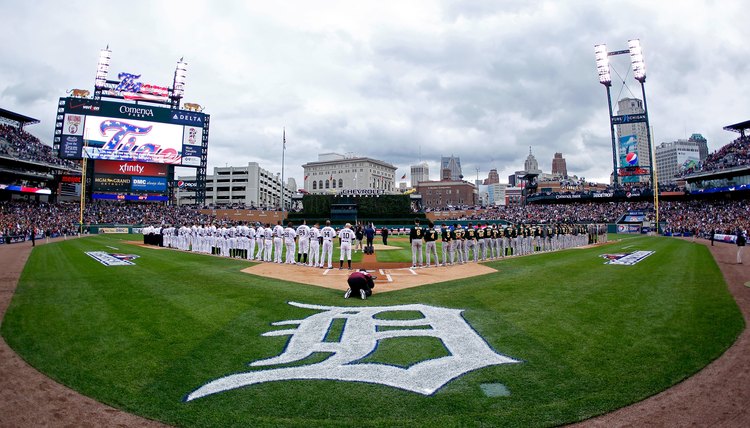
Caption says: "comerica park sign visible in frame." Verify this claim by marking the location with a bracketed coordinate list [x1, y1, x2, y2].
[186, 302, 520, 401]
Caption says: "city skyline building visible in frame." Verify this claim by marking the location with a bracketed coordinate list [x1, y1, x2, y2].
[655, 135, 708, 184]
[176, 162, 295, 208]
[302, 153, 397, 194]
[410, 162, 429, 187]
[616, 97, 651, 183]
[551, 152, 568, 178]
[440, 155, 463, 181]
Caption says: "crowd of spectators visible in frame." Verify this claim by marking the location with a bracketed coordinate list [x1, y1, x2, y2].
[658, 199, 750, 237]
[2, 197, 750, 243]
[0, 124, 81, 170]
[680, 135, 750, 176]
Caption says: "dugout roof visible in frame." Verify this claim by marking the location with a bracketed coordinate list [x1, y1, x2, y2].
[0, 107, 40, 127]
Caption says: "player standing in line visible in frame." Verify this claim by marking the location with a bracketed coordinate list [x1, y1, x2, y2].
[484, 224, 494, 260]
[307, 221, 321, 267]
[440, 223, 451, 266]
[476, 225, 486, 261]
[264, 223, 274, 261]
[296, 220, 310, 265]
[228, 225, 238, 258]
[283, 221, 297, 264]
[409, 219, 424, 268]
[273, 220, 284, 263]
[450, 223, 463, 265]
[257, 222, 266, 259]
[423, 221, 439, 267]
[338, 223, 355, 270]
[320, 220, 336, 269]
[465, 223, 478, 262]
[246, 222, 256, 260]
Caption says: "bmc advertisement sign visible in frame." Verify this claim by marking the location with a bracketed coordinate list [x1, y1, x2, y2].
[95, 160, 167, 177]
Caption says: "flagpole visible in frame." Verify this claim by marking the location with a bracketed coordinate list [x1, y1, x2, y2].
[281, 128, 286, 213]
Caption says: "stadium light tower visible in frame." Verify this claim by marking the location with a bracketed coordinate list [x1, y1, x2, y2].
[93, 46, 112, 100]
[628, 39, 654, 187]
[628, 38, 658, 231]
[171, 58, 187, 108]
[594, 43, 620, 186]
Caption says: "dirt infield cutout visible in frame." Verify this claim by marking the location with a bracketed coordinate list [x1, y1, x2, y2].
[242, 262, 497, 293]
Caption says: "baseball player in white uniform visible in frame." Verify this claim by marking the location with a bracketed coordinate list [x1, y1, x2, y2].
[263, 224, 273, 261]
[296, 220, 310, 265]
[246, 223, 256, 260]
[273, 221, 284, 263]
[320, 220, 336, 269]
[338, 223, 355, 270]
[308, 222, 321, 267]
[254, 224, 265, 260]
[283, 222, 297, 264]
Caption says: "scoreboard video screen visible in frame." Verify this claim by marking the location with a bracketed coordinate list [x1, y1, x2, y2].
[55, 97, 207, 166]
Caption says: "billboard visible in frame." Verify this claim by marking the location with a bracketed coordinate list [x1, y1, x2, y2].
[56, 97, 207, 166]
[130, 176, 167, 193]
[93, 174, 132, 193]
[619, 135, 640, 184]
[95, 160, 167, 177]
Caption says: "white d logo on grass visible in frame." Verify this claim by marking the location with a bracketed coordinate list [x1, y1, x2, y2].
[186, 302, 519, 401]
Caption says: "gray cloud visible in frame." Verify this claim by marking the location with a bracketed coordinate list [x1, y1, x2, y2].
[0, 0, 748, 186]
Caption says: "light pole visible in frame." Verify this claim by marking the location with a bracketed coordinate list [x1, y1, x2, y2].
[594, 44, 619, 186]
[628, 39, 658, 232]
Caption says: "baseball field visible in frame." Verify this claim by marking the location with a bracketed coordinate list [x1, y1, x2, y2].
[1, 234, 744, 427]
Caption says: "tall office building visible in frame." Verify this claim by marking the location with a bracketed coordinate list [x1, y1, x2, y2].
[551, 152, 568, 178]
[176, 162, 295, 208]
[440, 155, 463, 181]
[616, 98, 651, 183]
[484, 168, 500, 185]
[655, 137, 708, 184]
[410, 162, 429, 187]
[524, 147, 542, 174]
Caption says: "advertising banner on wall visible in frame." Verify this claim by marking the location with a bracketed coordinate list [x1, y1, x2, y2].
[130, 176, 167, 193]
[93, 174, 132, 192]
[619, 135, 640, 183]
[95, 160, 167, 177]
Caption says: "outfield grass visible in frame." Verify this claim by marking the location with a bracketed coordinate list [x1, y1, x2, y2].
[1, 234, 744, 427]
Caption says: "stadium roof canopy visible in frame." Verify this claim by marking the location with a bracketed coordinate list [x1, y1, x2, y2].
[0, 107, 40, 127]
[723, 119, 750, 135]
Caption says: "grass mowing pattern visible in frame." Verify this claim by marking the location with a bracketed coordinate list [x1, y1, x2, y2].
[1, 234, 743, 427]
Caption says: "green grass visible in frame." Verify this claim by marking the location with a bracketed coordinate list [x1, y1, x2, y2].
[1, 234, 743, 427]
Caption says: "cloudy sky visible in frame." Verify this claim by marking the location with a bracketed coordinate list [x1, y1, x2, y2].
[1, 0, 748, 186]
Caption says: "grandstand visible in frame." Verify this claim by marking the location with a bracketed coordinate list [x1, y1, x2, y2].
[0, 108, 81, 203]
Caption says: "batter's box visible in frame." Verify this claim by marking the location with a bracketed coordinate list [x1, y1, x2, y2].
[242, 262, 497, 294]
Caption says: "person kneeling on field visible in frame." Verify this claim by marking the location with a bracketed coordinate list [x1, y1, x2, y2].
[344, 269, 376, 300]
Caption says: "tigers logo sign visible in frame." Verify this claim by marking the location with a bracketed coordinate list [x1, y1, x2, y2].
[187, 302, 520, 401]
